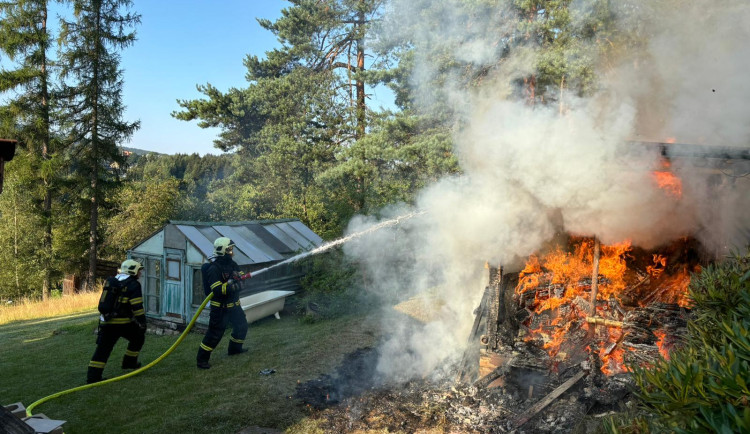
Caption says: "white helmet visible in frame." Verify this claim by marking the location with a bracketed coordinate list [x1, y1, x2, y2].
[213, 237, 235, 256]
[120, 259, 143, 276]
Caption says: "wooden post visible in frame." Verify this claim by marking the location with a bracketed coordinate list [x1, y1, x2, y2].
[589, 237, 601, 335]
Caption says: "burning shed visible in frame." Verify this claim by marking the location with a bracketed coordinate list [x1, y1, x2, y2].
[127, 219, 323, 328]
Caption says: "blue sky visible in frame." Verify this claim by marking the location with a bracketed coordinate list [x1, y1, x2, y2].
[120, 1, 284, 156]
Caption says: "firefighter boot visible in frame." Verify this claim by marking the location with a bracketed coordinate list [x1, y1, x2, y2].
[197, 345, 212, 369]
[228, 335, 247, 356]
[121, 350, 142, 369]
[87, 364, 105, 384]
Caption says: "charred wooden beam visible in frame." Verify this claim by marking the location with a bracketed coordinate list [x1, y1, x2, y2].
[629, 141, 750, 160]
[485, 264, 503, 351]
[456, 286, 490, 383]
[511, 370, 588, 428]
[588, 238, 601, 336]
[604, 334, 625, 356]
[572, 296, 592, 314]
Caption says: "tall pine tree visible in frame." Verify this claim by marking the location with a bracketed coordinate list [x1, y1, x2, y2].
[0, 0, 59, 299]
[174, 0, 388, 235]
[57, 0, 139, 289]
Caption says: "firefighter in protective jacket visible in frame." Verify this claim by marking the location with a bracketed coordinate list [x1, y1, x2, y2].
[196, 237, 250, 369]
[87, 259, 147, 384]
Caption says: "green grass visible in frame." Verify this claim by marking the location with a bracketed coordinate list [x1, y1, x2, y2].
[0, 302, 381, 433]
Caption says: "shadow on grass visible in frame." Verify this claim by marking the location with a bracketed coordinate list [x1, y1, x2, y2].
[0, 310, 99, 345]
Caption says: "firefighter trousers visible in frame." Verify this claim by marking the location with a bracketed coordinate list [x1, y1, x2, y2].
[197, 304, 248, 365]
[87, 322, 145, 383]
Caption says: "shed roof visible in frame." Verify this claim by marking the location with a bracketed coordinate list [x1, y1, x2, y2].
[170, 219, 323, 266]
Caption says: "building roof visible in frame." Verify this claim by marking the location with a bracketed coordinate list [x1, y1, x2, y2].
[170, 219, 323, 266]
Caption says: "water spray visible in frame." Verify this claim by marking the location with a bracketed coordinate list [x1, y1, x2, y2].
[22, 209, 425, 419]
[251, 210, 427, 278]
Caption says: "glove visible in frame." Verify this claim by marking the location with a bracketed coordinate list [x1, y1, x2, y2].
[137, 320, 147, 332]
[227, 279, 241, 293]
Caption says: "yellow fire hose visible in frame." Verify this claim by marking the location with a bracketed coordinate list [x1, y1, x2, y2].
[25, 292, 214, 418]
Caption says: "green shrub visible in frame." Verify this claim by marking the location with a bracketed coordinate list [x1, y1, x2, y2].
[297, 248, 372, 321]
[629, 251, 750, 433]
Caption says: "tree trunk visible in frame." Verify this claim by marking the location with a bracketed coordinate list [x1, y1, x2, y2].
[87, 4, 103, 292]
[355, 5, 366, 139]
[88, 168, 98, 291]
[41, 5, 51, 301]
[12, 183, 20, 295]
[525, 74, 536, 105]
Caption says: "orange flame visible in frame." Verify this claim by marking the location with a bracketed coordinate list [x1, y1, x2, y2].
[652, 159, 682, 198]
[515, 238, 693, 374]
[654, 329, 670, 360]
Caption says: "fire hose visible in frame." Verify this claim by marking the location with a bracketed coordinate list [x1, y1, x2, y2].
[26, 273, 252, 416]
[25, 270, 255, 417]
[25, 287, 223, 417]
[26, 291, 215, 417]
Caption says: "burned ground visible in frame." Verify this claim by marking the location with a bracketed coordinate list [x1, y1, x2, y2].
[295, 345, 635, 433]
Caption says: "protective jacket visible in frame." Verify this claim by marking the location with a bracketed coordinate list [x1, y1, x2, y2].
[202, 255, 243, 308]
[100, 274, 147, 328]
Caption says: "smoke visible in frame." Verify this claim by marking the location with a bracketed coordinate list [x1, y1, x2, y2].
[344, 0, 750, 383]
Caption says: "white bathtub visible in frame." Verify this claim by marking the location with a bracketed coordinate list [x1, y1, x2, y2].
[239, 290, 295, 324]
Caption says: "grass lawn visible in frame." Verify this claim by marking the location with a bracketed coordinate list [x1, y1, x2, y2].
[1, 300, 382, 433]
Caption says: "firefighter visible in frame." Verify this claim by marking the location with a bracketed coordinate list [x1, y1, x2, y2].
[86, 259, 147, 384]
[196, 237, 250, 369]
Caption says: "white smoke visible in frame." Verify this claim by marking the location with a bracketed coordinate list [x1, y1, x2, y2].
[345, 0, 750, 382]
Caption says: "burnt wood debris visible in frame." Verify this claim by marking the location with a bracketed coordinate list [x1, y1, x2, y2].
[296, 238, 700, 433]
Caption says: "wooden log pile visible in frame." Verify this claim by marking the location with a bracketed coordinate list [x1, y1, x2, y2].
[456, 250, 694, 430]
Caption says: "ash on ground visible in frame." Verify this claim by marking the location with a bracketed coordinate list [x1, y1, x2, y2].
[295, 346, 635, 433]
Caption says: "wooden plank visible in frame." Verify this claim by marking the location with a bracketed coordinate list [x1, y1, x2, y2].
[585, 316, 623, 328]
[511, 370, 587, 428]
[479, 352, 503, 378]
[455, 287, 490, 383]
[474, 355, 516, 389]
[588, 238, 600, 338]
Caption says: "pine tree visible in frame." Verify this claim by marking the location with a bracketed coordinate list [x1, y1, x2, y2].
[0, 0, 59, 299]
[57, 0, 140, 289]
[174, 1, 388, 233]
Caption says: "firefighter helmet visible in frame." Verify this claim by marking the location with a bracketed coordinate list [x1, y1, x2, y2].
[120, 259, 143, 276]
[214, 237, 235, 256]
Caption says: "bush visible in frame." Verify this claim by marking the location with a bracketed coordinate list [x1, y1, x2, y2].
[297, 248, 372, 321]
[628, 251, 750, 433]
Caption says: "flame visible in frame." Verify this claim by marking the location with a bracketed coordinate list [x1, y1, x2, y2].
[646, 254, 667, 278]
[652, 159, 682, 198]
[516, 239, 631, 311]
[654, 329, 670, 360]
[599, 334, 628, 376]
[515, 238, 693, 374]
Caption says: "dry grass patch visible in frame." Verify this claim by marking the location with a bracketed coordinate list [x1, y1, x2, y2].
[0, 290, 100, 325]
